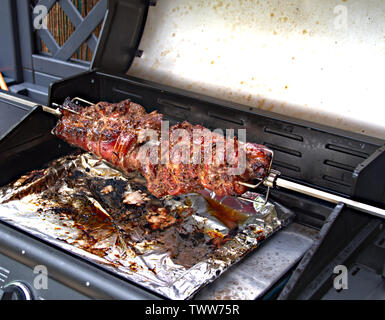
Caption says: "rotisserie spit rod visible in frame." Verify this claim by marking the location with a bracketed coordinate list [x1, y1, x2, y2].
[0, 92, 383, 219]
[240, 170, 385, 220]
[53, 98, 385, 220]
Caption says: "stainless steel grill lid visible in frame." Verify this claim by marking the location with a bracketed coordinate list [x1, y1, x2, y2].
[127, 0, 385, 139]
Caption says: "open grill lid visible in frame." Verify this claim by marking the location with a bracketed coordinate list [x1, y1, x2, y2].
[42, 0, 385, 208]
[91, 0, 150, 75]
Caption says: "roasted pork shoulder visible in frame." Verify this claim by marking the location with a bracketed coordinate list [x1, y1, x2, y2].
[53, 98, 272, 198]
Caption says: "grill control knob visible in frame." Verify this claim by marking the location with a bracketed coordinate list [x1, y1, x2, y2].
[1, 281, 34, 300]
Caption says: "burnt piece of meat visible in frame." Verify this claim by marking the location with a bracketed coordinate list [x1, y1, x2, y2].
[53, 97, 272, 198]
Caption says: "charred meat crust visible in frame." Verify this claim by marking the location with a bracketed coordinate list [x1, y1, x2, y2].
[53, 97, 272, 198]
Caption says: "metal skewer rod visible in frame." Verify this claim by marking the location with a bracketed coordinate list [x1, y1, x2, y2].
[238, 180, 263, 189]
[41, 105, 62, 117]
[52, 102, 93, 119]
[238, 175, 385, 219]
[71, 97, 94, 105]
[274, 177, 385, 220]
[0, 91, 69, 117]
[42, 104, 82, 118]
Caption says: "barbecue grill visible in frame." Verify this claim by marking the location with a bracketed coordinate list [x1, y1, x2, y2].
[0, 0, 384, 300]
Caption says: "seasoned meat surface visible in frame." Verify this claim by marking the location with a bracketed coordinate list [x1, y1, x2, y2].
[53, 98, 272, 198]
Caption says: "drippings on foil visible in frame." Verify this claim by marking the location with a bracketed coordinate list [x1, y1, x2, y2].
[0, 153, 290, 299]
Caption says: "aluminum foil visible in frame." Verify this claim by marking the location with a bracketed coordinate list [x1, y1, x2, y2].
[0, 153, 292, 299]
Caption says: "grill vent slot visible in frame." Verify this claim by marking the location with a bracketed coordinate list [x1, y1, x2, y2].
[324, 160, 355, 172]
[264, 143, 302, 158]
[273, 161, 301, 172]
[264, 127, 303, 142]
[207, 113, 244, 126]
[322, 175, 351, 187]
[325, 144, 369, 159]
[157, 98, 191, 111]
[113, 88, 143, 101]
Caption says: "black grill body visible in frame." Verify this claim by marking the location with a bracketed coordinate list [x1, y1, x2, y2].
[0, 0, 384, 300]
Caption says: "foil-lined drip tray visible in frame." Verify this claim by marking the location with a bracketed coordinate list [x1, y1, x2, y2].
[0, 153, 293, 299]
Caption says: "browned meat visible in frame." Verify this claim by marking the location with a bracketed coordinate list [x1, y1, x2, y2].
[145, 207, 177, 230]
[53, 97, 272, 198]
[123, 190, 150, 206]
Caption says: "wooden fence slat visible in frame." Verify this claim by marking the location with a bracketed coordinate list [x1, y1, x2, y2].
[33, 0, 107, 62]
[58, 0, 98, 53]
[36, 28, 60, 55]
[53, 0, 106, 60]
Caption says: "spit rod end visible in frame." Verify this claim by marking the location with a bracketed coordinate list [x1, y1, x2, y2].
[41, 106, 62, 118]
